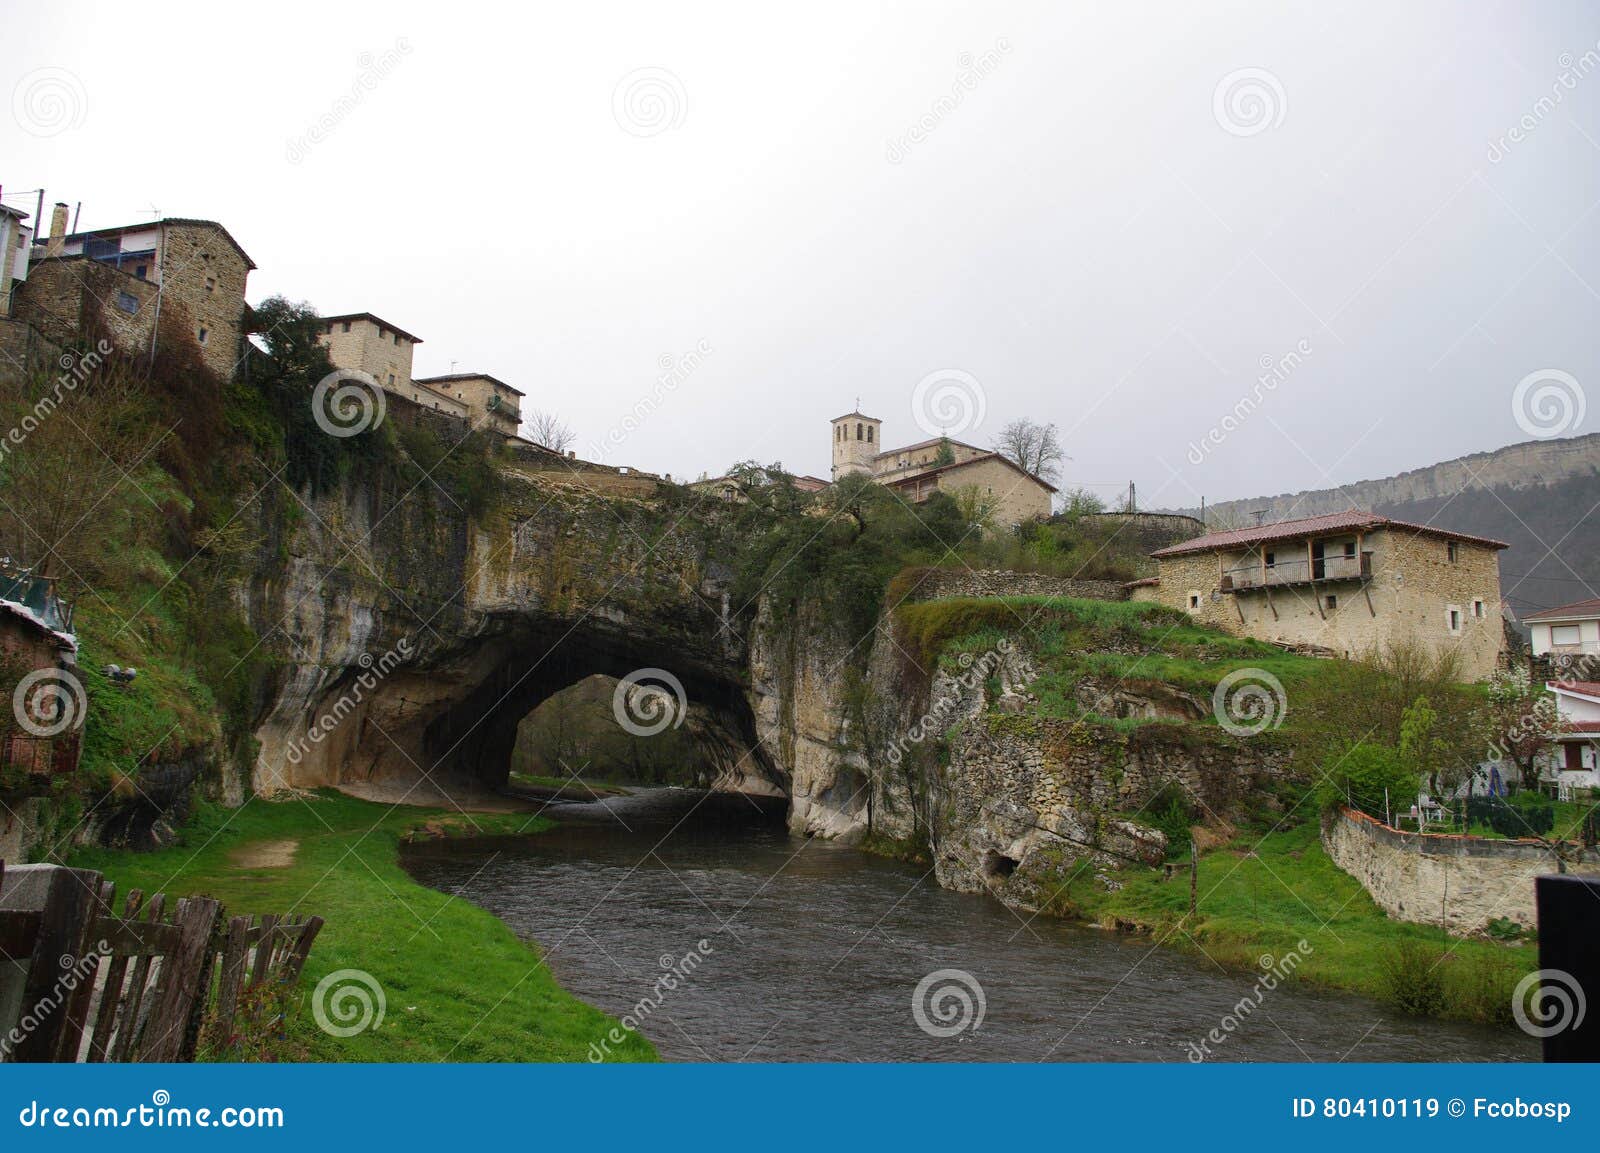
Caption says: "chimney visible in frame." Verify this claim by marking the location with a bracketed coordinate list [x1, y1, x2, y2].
[45, 202, 69, 256]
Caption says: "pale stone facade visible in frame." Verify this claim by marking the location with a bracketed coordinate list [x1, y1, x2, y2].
[414, 373, 523, 437]
[1148, 513, 1506, 679]
[318, 313, 421, 394]
[884, 452, 1054, 525]
[828, 409, 1055, 525]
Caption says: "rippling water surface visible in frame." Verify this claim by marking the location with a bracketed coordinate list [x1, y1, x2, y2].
[404, 789, 1534, 1062]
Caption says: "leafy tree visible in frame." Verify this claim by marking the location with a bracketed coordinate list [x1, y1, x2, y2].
[1056, 487, 1105, 520]
[933, 437, 956, 466]
[248, 295, 390, 494]
[1314, 742, 1421, 820]
[1478, 666, 1559, 784]
[992, 418, 1065, 483]
[1399, 696, 1456, 797]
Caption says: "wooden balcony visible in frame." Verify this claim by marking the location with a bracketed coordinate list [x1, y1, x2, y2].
[1220, 551, 1372, 592]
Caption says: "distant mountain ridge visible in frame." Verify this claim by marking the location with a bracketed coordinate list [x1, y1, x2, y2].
[1161, 435, 1600, 619]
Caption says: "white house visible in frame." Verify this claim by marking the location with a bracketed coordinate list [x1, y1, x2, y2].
[1526, 597, 1600, 660]
[1541, 679, 1600, 798]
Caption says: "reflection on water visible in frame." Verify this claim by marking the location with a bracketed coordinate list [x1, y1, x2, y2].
[404, 789, 1535, 1063]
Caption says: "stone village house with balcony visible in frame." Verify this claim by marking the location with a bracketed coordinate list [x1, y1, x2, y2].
[1135, 511, 1508, 679]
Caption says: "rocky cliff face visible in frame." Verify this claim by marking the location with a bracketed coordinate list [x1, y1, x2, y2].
[245, 463, 771, 800]
[746, 589, 1290, 914]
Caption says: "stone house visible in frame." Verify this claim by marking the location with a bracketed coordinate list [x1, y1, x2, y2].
[318, 312, 428, 398]
[1140, 511, 1507, 679]
[18, 204, 255, 379]
[828, 410, 1055, 525]
[413, 373, 524, 437]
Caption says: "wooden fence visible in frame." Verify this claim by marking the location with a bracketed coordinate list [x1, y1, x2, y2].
[0, 861, 323, 1062]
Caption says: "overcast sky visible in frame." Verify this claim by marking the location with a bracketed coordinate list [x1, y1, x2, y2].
[6, 1, 1598, 507]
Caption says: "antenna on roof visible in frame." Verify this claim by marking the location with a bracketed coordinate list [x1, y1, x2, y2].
[1252, 509, 1266, 526]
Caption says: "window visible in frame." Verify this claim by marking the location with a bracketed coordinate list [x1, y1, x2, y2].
[1189, 594, 1200, 609]
[388, 374, 395, 386]
[1552, 624, 1582, 646]
[1473, 599, 1485, 619]
[204, 276, 215, 292]
[867, 425, 873, 443]
[1448, 608, 1461, 632]
[1325, 594, 1337, 610]
[856, 423, 863, 441]
[1565, 743, 1584, 772]
[1447, 541, 1459, 563]
[341, 321, 351, 333]
[197, 326, 208, 345]
[1343, 541, 1356, 557]
[134, 264, 147, 279]
[115, 291, 139, 314]
[1264, 551, 1275, 567]
[394, 333, 401, 346]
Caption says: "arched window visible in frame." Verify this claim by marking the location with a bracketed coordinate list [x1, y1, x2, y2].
[867, 425, 873, 443]
[856, 423, 863, 441]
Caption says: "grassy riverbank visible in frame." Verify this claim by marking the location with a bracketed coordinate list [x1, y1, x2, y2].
[1040, 819, 1537, 1026]
[66, 791, 657, 1062]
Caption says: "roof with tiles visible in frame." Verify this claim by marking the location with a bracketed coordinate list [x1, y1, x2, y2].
[1149, 510, 1509, 559]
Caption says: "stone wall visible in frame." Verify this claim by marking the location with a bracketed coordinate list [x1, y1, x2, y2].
[935, 714, 1291, 904]
[157, 223, 252, 379]
[1322, 807, 1600, 933]
[0, 319, 66, 382]
[12, 257, 160, 357]
[901, 567, 1127, 603]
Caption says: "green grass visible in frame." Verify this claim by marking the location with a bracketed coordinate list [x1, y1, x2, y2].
[66, 791, 656, 1062]
[1033, 820, 1535, 1023]
[908, 594, 1329, 728]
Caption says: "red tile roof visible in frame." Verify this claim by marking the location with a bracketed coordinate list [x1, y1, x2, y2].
[1149, 510, 1508, 558]
[1557, 720, 1600, 735]
[1548, 681, 1600, 698]
[1525, 597, 1600, 622]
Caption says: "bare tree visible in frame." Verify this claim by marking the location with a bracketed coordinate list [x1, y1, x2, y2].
[992, 418, 1065, 483]
[526, 409, 575, 454]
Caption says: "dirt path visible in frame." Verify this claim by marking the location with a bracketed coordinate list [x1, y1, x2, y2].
[229, 838, 299, 868]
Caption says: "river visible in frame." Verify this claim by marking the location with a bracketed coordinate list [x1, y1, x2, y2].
[403, 788, 1535, 1062]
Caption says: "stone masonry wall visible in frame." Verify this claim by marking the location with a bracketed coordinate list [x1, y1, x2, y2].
[1323, 807, 1600, 933]
[157, 223, 251, 380]
[904, 568, 1127, 603]
[13, 257, 160, 356]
